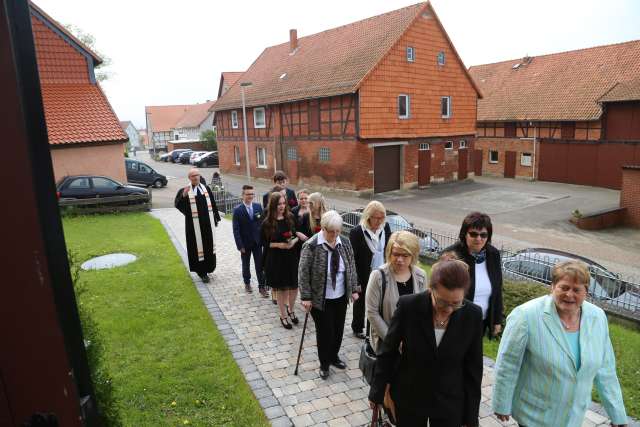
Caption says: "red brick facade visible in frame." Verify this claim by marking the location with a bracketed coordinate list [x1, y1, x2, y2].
[621, 166, 640, 227]
[474, 137, 536, 179]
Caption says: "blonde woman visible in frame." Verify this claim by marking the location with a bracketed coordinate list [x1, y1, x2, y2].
[292, 189, 311, 243]
[307, 192, 327, 235]
[350, 201, 392, 338]
[365, 231, 427, 353]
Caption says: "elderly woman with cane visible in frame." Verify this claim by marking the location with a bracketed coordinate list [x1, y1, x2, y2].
[298, 210, 360, 380]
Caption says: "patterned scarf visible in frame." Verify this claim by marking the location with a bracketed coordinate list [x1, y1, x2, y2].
[324, 243, 341, 290]
[471, 249, 486, 264]
[188, 183, 217, 261]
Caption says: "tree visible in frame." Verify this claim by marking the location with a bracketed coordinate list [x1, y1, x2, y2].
[64, 24, 112, 82]
[200, 129, 217, 151]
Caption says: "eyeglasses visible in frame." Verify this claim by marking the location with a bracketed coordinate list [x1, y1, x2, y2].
[467, 231, 488, 239]
[390, 252, 411, 259]
[432, 291, 465, 311]
[244, 193, 255, 196]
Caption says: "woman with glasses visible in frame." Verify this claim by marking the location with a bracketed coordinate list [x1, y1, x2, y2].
[493, 261, 627, 427]
[445, 211, 504, 338]
[368, 258, 483, 426]
[350, 201, 393, 339]
[365, 231, 427, 353]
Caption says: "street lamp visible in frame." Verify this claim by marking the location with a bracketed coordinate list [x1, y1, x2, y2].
[240, 82, 253, 181]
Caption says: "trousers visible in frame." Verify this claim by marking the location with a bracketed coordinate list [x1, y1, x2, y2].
[241, 244, 264, 286]
[311, 295, 347, 369]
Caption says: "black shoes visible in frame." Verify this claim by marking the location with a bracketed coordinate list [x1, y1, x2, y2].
[244, 284, 253, 293]
[199, 274, 210, 283]
[287, 309, 299, 325]
[280, 317, 293, 330]
[353, 331, 366, 339]
[319, 367, 330, 380]
[259, 287, 269, 298]
[331, 358, 347, 370]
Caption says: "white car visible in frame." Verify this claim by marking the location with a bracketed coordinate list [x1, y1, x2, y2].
[189, 151, 208, 164]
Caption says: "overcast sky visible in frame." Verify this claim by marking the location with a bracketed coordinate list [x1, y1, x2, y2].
[34, 0, 640, 129]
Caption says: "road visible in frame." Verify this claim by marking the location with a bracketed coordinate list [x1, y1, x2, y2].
[138, 151, 640, 278]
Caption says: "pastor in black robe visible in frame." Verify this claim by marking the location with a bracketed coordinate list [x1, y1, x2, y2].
[174, 184, 221, 275]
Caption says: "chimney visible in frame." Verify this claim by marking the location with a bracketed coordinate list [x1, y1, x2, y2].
[289, 29, 297, 53]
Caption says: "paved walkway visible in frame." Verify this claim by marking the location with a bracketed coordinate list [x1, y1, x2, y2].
[151, 208, 630, 427]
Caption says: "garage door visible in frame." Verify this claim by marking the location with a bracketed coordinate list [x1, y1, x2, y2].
[374, 145, 401, 193]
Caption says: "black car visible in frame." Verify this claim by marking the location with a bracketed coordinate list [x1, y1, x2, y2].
[125, 159, 167, 188]
[169, 149, 191, 163]
[194, 151, 219, 167]
[178, 150, 194, 164]
[57, 175, 150, 201]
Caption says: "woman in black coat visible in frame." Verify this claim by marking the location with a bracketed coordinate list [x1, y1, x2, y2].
[368, 259, 483, 427]
[348, 201, 392, 339]
[444, 211, 504, 338]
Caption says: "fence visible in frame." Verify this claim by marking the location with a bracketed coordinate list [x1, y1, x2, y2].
[215, 186, 640, 320]
[59, 193, 151, 214]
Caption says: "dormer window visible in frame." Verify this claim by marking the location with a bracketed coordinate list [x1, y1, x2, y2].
[406, 47, 415, 62]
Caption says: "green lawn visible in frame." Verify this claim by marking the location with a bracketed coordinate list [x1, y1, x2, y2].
[64, 213, 268, 426]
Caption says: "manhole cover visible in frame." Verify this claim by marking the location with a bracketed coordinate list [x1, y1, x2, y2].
[81, 253, 137, 270]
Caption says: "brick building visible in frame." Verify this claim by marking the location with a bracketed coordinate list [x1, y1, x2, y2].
[213, 2, 480, 193]
[469, 40, 640, 189]
[31, 2, 128, 183]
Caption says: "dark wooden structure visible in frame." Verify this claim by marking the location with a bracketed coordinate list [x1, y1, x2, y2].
[1, 1, 97, 425]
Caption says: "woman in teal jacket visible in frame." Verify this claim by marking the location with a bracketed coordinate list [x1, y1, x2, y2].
[493, 260, 627, 427]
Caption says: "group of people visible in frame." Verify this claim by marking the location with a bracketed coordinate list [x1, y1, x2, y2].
[178, 168, 628, 427]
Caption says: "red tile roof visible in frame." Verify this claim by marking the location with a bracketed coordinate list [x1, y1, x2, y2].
[599, 78, 640, 103]
[145, 105, 191, 132]
[469, 39, 640, 121]
[175, 101, 216, 128]
[214, 2, 479, 111]
[217, 72, 244, 99]
[42, 84, 128, 145]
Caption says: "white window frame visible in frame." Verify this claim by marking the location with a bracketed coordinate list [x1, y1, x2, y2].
[406, 46, 415, 62]
[459, 140, 467, 149]
[441, 96, 451, 119]
[437, 51, 445, 66]
[231, 110, 238, 129]
[444, 141, 454, 150]
[489, 150, 499, 164]
[398, 94, 410, 119]
[256, 147, 267, 168]
[253, 107, 266, 129]
[234, 146, 241, 165]
[419, 143, 430, 151]
[521, 152, 532, 167]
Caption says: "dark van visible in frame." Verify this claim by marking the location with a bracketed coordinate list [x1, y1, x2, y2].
[125, 159, 167, 188]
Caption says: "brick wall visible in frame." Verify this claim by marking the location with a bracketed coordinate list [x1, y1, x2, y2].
[475, 138, 535, 179]
[621, 166, 640, 227]
[167, 141, 206, 152]
[359, 3, 477, 139]
[50, 143, 126, 183]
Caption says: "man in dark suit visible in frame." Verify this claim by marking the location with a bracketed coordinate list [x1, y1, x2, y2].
[262, 170, 297, 209]
[232, 185, 267, 295]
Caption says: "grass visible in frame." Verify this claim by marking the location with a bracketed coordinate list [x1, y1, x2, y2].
[63, 213, 268, 426]
[419, 261, 639, 418]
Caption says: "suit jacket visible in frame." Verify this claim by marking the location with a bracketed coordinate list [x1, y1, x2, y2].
[446, 241, 504, 336]
[349, 223, 392, 288]
[232, 202, 263, 251]
[369, 291, 483, 426]
[492, 295, 627, 427]
[262, 188, 297, 209]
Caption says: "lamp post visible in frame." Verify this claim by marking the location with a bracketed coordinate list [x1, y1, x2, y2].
[240, 82, 252, 181]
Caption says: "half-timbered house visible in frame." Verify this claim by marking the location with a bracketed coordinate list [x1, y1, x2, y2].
[214, 2, 480, 193]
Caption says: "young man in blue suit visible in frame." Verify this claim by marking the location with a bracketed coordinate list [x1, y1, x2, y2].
[232, 185, 267, 296]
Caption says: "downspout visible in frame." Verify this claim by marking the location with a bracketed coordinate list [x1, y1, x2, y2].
[532, 122, 537, 181]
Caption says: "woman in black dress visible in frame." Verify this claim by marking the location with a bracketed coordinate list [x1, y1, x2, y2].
[262, 192, 299, 329]
[292, 189, 312, 249]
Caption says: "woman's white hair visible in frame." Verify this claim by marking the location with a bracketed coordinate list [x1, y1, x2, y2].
[321, 210, 343, 231]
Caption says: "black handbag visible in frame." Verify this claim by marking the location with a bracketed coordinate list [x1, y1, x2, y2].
[359, 268, 386, 385]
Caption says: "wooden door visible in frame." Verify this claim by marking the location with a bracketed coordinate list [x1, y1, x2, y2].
[504, 150, 517, 178]
[473, 149, 483, 176]
[458, 148, 468, 180]
[374, 145, 401, 193]
[418, 145, 431, 186]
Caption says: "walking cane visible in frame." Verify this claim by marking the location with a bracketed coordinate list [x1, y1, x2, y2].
[293, 312, 310, 376]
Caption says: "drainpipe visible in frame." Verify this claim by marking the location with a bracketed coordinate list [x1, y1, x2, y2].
[532, 122, 537, 181]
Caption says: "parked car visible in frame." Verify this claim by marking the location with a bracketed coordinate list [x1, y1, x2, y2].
[125, 159, 167, 188]
[169, 149, 191, 163]
[340, 209, 440, 256]
[189, 151, 208, 164]
[194, 151, 219, 168]
[56, 175, 150, 201]
[158, 152, 171, 162]
[501, 248, 633, 305]
[178, 150, 195, 164]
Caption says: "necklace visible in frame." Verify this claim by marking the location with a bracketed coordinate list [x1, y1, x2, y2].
[433, 312, 450, 328]
[560, 308, 581, 330]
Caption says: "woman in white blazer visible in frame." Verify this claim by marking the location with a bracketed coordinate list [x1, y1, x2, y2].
[365, 231, 427, 353]
[493, 260, 628, 427]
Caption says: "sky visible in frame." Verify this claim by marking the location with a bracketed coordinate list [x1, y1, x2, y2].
[34, 0, 640, 130]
